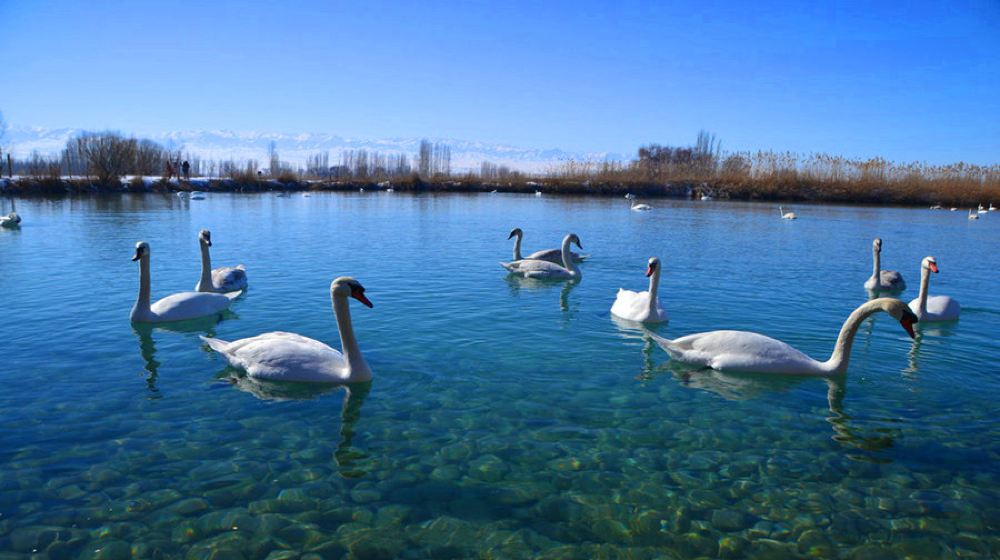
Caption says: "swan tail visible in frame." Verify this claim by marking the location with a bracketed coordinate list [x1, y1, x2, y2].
[200, 335, 231, 354]
[236, 264, 246, 271]
[499, 261, 517, 272]
[645, 331, 680, 357]
[223, 290, 243, 301]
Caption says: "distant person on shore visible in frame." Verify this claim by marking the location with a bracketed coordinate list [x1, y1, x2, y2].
[165, 160, 175, 180]
[182, 160, 191, 180]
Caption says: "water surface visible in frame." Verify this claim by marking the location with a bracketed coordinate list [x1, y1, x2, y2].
[1, 193, 998, 558]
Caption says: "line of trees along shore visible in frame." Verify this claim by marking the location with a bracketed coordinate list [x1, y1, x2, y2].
[1, 128, 997, 207]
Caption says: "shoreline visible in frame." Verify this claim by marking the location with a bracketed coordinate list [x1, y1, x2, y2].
[1, 176, 995, 208]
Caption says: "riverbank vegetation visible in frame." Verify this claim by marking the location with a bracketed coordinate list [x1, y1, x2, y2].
[1, 130, 996, 207]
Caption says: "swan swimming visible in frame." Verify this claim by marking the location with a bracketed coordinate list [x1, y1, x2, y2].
[908, 256, 960, 322]
[0, 212, 21, 228]
[611, 257, 667, 323]
[501, 233, 583, 280]
[201, 277, 374, 383]
[864, 237, 906, 292]
[507, 228, 586, 264]
[780, 206, 797, 220]
[630, 201, 652, 211]
[130, 242, 240, 323]
[195, 229, 248, 293]
[648, 298, 917, 376]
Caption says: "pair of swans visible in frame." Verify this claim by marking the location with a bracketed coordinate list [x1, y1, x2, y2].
[130, 230, 248, 323]
[908, 256, 960, 322]
[611, 257, 667, 324]
[865, 237, 906, 292]
[501, 233, 584, 279]
[202, 277, 374, 383]
[650, 298, 918, 376]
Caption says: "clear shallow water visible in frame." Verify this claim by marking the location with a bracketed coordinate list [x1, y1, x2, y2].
[1, 193, 998, 559]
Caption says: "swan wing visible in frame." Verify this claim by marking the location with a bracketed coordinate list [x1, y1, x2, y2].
[652, 330, 819, 373]
[611, 289, 666, 323]
[212, 265, 248, 291]
[150, 292, 233, 322]
[202, 332, 348, 382]
[525, 249, 586, 264]
[879, 270, 906, 290]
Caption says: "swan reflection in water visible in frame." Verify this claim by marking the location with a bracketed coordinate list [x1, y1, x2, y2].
[644, 359, 900, 456]
[132, 314, 228, 397]
[219, 372, 374, 477]
[504, 274, 580, 313]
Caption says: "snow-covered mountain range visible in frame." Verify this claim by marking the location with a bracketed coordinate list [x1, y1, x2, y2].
[2, 126, 627, 173]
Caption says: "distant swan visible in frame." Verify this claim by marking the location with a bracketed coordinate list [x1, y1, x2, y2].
[908, 256, 960, 322]
[648, 298, 917, 375]
[130, 242, 240, 323]
[968, 209, 979, 220]
[864, 237, 906, 292]
[195, 229, 248, 293]
[0, 212, 21, 228]
[611, 257, 667, 323]
[780, 206, 797, 220]
[201, 277, 374, 383]
[507, 228, 586, 264]
[990, 203, 997, 212]
[501, 233, 583, 280]
[630, 201, 652, 211]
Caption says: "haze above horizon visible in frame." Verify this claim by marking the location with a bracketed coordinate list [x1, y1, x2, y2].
[1, 0, 998, 165]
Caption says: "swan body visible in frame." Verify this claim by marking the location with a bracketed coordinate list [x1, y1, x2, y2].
[202, 277, 373, 383]
[990, 203, 997, 212]
[631, 202, 652, 211]
[611, 257, 667, 323]
[507, 228, 586, 264]
[534, 191, 542, 196]
[908, 256, 960, 322]
[501, 233, 583, 280]
[195, 229, 248, 292]
[968, 209, 979, 220]
[649, 298, 917, 376]
[864, 237, 906, 292]
[0, 212, 21, 228]
[130, 241, 239, 323]
[977, 204, 987, 214]
[780, 206, 797, 220]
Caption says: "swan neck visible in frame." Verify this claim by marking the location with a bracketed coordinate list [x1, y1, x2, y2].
[561, 237, 580, 274]
[512, 231, 522, 261]
[132, 255, 152, 321]
[333, 293, 371, 382]
[917, 265, 930, 315]
[871, 246, 881, 280]
[823, 300, 883, 374]
[647, 266, 660, 312]
[197, 241, 212, 291]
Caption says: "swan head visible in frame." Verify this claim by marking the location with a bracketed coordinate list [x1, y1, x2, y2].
[8, 212, 20, 224]
[132, 241, 150, 261]
[199, 229, 212, 247]
[507, 228, 523, 240]
[878, 298, 919, 338]
[567, 233, 582, 249]
[646, 257, 660, 277]
[332, 277, 373, 308]
[872, 238, 882, 252]
[922, 256, 938, 273]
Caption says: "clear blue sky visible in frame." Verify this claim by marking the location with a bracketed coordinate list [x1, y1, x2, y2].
[2, 0, 998, 163]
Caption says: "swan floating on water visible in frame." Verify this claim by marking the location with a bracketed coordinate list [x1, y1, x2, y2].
[908, 256, 960, 322]
[779, 206, 797, 220]
[195, 229, 248, 293]
[501, 233, 583, 280]
[611, 257, 667, 324]
[968, 209, 980, 220]
[190, 191, 206, 200]
[0, 212, 21, 228]
[648, 298, 917, 376]
[630, 201, 652, 211]
[201, 277, 374, 383]
[507, 228, 586, 264]
[864, 237, 906, 292]
[130, 241, 240, 323]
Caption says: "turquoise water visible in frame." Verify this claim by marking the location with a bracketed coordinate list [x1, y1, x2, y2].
[1, 193, 998, 558]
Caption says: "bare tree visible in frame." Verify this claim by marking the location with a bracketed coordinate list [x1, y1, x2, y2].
[418, 139, 432, 177]
[73, 132, 138, 183]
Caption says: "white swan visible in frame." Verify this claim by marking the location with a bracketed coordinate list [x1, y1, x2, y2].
[990, 203, 997, 212]
[195, 229, 248, 293]
[507, 228, 586, 264]
[501, 233, 583, 279]
[611, 257, 667, 323]
[780, 206, 797, 220]
[648, 298, 917, 376]
[0, 212, 21, 228]
[130, 242, 240, 323]
[977, 204, 987, 214]
[968, 209, 979, 220]
[908, 256, 960, 322]
[630, 201, 652, 211]
[201, 277, 374, 383]
[864, 238, 906, 292]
